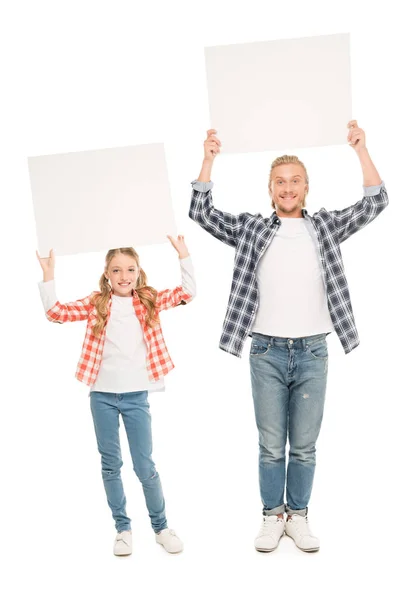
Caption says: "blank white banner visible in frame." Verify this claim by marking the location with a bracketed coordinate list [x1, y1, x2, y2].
[28, 143, 177, 256]
[205, 33, 352, 153]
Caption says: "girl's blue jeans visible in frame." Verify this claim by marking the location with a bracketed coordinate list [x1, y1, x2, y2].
[90, 390, 167, 533]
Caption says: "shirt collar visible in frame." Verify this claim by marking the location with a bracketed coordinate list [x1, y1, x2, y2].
[108, 289, 139, 300]
[270, 208, 308, 223]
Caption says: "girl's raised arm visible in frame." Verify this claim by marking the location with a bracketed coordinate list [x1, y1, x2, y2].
[155, 235, 196, 311]
[37, 249, 93, 323]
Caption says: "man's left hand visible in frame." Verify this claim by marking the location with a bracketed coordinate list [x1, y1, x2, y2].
[347, 120, 366, 153]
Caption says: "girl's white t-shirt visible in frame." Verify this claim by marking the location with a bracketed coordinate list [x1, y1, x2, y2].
[91, 294, 165, 394]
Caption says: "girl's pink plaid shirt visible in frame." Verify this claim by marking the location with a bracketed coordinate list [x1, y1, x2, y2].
[45, 285, 193, 386]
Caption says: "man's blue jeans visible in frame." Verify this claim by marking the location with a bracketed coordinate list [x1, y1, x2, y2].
[90, 391, 167, 533]
[249, 333, 328, 516]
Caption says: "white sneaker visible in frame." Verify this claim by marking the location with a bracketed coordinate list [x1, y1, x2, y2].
[156, 528, 183, 553]
[254, 515, 285, 552]
[113, 530, 132, 556]
[285, 514, 320, 552]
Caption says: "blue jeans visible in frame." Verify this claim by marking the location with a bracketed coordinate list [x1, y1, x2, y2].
[90, 391, 167, 533]
[249, 333, 328, 517]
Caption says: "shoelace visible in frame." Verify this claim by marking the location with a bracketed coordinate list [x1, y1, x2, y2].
[158, 529, 177, 537]
[290, 516, 313, 538]
[116, 533, 130, 546]
[259, 516, 282, 536]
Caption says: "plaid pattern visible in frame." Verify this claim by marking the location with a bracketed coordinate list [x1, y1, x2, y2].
[189, 181, 388, 356]
[45, 286, 192, 386]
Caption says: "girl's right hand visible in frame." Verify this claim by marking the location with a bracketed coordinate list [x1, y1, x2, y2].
[36, 248, 55, 276]
[204, 129, 221, 161]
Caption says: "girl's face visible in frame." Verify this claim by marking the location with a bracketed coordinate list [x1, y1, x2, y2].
[106, 252, 140, 297]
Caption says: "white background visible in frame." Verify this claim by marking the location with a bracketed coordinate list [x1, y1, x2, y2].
[1, 1, 399, 599]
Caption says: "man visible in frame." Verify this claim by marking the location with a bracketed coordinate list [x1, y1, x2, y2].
[189, 122, 388, 552]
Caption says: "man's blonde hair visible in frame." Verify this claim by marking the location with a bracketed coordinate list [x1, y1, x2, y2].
[269, 155, 309, 209]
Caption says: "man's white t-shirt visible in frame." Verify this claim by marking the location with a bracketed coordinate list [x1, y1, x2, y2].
[252, 217, 334, 337]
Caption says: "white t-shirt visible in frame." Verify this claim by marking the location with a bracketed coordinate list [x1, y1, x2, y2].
[252, 217, 334, 338]
[91, 294, 165, 394]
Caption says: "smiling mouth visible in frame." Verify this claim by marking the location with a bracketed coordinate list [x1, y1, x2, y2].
[118, 282, 131, 287]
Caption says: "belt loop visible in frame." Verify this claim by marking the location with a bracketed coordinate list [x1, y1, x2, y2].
[302, 338, 307, 351]
[270, 337, 275, 347]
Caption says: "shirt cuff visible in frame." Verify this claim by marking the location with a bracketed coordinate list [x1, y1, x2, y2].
[191, 179, 214, 192]
[363, 180, 385, 196]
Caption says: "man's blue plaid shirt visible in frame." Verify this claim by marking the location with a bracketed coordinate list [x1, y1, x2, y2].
[189, 179, 388, 356]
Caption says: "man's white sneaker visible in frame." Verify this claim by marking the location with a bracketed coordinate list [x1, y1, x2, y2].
[285, 514, 320, 552]
[254, 515, 285, 552]
[156, 528, 183, 553]
[113, 530, 132, 556]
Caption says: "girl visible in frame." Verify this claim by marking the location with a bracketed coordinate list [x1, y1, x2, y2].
[36, 235, 195, 556]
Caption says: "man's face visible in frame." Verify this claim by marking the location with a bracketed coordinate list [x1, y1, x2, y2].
[270, 164, 308, 216]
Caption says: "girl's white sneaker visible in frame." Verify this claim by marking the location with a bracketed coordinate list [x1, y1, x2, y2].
[113, 530, 132, 556]
[254, 515, 285, 552]
[285, 514, 320, 552]
[156, 528, 184, 553]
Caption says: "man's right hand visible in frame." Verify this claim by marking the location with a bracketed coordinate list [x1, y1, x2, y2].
[204, 129, 221, 161]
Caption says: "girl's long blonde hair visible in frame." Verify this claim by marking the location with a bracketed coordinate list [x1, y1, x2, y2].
[91, 247, 159, 337]
[268, 155, 309, 209]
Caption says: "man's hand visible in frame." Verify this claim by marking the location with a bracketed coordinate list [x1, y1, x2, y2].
[347, 120, 366, 153]
[204, 129, 221, 161]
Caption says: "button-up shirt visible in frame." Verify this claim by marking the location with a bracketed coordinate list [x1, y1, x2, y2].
[189, 180, 388, 356]
[39, 257, 195, 386]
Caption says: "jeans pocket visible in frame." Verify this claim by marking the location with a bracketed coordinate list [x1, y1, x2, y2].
[306, 339, 328, 360]
[250, 341, 271, 356]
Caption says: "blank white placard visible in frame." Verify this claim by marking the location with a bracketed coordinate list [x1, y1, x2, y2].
[205, 33, 352, 153]
[28, 144, 177, 256]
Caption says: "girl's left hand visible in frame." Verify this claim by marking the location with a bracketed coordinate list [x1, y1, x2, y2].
[347, 120, 366, 153]
[167, 234, 189, 259]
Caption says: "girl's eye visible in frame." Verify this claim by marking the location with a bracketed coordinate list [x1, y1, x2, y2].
[112, 269, 119, 273]
[129, 269, 135, 272]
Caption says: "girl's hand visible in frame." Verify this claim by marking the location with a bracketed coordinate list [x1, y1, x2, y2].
[347, 120, 366, 153]
[36, 249, 55, 280]
[204, 129, 221, 161]
[167, 235, 189, 259]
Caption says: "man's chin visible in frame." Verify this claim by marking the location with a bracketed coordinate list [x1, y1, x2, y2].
[276, 204, 302, 215]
